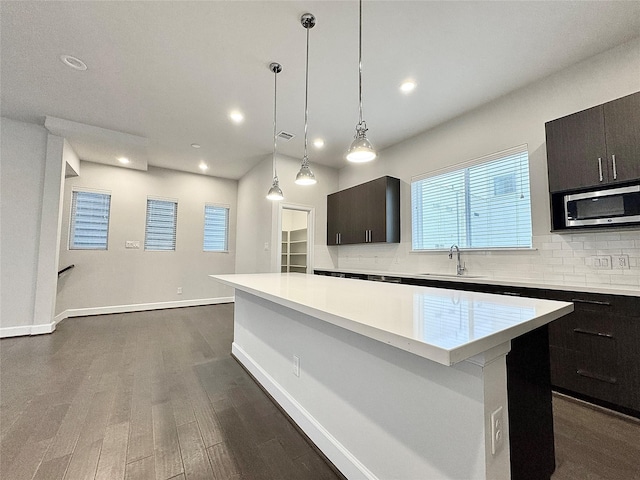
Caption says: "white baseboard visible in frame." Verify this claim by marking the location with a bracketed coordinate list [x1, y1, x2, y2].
[1, 297, 235, 339]
[0, 322, 56, 338]
[232, 342, 377, 480]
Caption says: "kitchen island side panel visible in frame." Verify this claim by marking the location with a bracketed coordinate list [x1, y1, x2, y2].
[232, 290, 511, 480]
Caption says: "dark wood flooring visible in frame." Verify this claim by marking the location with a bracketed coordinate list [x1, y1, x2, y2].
[1, 304, 639, 480]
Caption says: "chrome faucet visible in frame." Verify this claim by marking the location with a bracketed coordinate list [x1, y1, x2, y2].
[449, 245, 466, 276]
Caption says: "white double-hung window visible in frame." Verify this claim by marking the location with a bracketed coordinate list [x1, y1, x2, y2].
[145, 198, 178, 251]
[411, 145, 532, 250]
[203, 204, 229, 252]
[69, 189, 111, 250]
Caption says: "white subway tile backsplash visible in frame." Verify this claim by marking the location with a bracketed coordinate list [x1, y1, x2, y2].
[563, 274, 587, 285]
[335, 229, 639, 293]
[609, 276, 640, 287]
[552, 249, 575, 258]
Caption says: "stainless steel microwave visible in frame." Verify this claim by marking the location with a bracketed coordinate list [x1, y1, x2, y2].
[564, 184, 640, 227]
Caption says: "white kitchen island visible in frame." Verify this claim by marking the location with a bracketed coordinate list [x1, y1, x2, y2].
[211, 273, 574, 480]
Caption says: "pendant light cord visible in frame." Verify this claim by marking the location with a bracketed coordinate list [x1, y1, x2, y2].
[303, 25, 310, 163]
[272, 66, 278, 180]
[358, 0, 363, 126]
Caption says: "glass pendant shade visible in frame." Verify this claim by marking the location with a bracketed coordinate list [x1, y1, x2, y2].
[295, 158, 316, 185]
[266, 178, 284, 201]
[346, 130, 377, 163]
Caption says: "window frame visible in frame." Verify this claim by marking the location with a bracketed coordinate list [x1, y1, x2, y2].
[410, 145, 533, 252]
[144, 197, 178, 251]
[203, 203, 230, 253]
[68, 188, 112, 251]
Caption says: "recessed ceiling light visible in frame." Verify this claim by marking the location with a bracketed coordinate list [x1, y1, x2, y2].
[118, 157, 130, 164]
[229, 111, 244, 124]
[60, 54, 87, 71]
[191, 143, 201, 149]
[199, 162, 208, 171]
[400, 81, 416, 93]
[313, 139, 325, 148]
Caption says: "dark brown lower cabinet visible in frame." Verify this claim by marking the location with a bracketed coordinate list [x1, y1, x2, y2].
[547, 292, 640, 415]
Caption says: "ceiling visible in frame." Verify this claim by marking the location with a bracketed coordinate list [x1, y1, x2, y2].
[2, 1, 639, 180]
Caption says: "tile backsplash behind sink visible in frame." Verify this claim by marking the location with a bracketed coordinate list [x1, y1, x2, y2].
[323, 230, 640, 290]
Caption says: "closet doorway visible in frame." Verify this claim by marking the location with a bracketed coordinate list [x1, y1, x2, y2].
[279, 205, 313, 274]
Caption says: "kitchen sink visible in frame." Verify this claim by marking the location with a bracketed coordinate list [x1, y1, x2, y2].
[419, 273, 486, 279]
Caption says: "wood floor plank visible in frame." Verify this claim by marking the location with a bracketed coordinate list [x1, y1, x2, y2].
[177, 421, 214, 480]
[32, 453, 71, 480]
[206, 441, 239, 480]
[1, 438, 51, 480]
[0, 394, 51, 468]
[127, 369, 154, 463]
[95, 421, 129, 480]
[152, 401, 183, 480]
[125, 455, 155, 480]
[62, 438, 102, 480]
[257, 437, 308, 480]
[182, 370, 223, 448]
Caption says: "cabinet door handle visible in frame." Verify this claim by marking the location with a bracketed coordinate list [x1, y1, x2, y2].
[338, 233, 341, 245]
[573, 328, 614, 339]
[576, 369, 617, 384]
[570, 298, 611, 306]
[598, 157, 603, 182]
[612, 154, 617, 180]
[501, 292, 520, 296]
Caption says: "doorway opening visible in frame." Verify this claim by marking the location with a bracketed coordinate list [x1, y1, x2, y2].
[279, 206, 313, 274]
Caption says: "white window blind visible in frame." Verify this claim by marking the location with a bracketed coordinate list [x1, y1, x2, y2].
[411, 145, 532, 250]
[203, 205, 229, 252]
[145, 198, 177, 251]
[69, 190, 111, 250]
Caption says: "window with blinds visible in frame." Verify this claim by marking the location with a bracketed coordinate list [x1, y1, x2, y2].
[411, 145, 532, 250]
[144, 198, 178, 251]
[69, 190, 111, 250]
[203, 205, 229, 252]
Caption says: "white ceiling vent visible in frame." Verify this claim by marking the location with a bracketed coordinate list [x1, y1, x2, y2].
[277, 131, 295, 142]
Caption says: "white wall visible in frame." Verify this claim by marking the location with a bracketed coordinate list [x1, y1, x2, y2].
[0, 118, 49, 331]
[56, 162, 237, 315]
[333, 38, 640, 291]
[236, 154, 339, 274]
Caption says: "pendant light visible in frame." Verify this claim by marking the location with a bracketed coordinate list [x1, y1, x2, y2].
[267, 62, 284, 201]
[346, 0, 377, 163]
[295, 13, 317, 186]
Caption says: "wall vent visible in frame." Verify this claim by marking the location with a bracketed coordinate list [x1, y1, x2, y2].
[277, 131, 295, 142]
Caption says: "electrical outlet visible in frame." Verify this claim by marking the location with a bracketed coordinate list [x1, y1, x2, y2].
[613, 255, 629, 269]
[491, 406, 504, 456]
[589, 255, 612, 269]
[293, 355, 300, 377]
[177, 287, 182, 295]
[125, 240, 140, 249]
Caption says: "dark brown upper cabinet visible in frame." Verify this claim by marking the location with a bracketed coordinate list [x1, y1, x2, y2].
[327, 176, 400, 246]
[545, 91, 640, 193]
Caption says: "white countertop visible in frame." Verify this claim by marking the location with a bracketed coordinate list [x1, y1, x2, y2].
[211, 273, 574, 366]
[314, 267, 640, 297]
